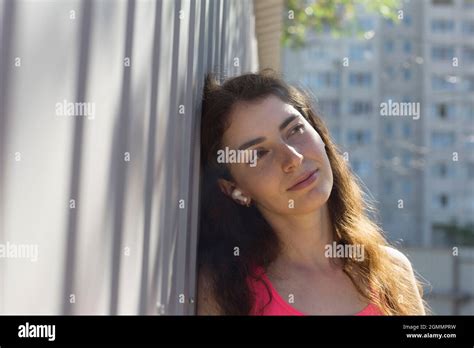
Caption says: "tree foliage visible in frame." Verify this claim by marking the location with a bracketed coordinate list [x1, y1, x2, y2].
[433, 220, 474, 246]
[283, 0, 402, 48]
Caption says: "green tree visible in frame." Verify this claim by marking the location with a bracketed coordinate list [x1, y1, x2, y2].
[433, 220, 474, 246]
[283, 0, 401, 48]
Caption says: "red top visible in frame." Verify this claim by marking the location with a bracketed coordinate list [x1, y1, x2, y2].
[247, 266, 383, 316]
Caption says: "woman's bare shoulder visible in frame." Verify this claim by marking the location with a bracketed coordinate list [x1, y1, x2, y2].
[382, 245, 412, 270]
[381, 245, 426, 314]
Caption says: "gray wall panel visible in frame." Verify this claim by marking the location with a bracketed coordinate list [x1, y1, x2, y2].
[0, 0, 258, 315]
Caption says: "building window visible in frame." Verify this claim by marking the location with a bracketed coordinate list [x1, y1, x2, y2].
[402, 67, 412, 80]
[464, 132, 474, 149]
[318, 99, 340, 117]
[402, 152, 412, 168]
[330, 127, 341, 144]
[301, 75, 311, 87]
[402, 181, 413, 195]
[349, 44, 372, 61]
[403, 40, 412, 54]
[385, 66, 396, 79]
[463, 21, 474, 35]
[431, 45, 455, 61]
[349, 45, 364, 60]
[461, 103, 474, 121]
[384, 18, 395, 27]
[384, 40, 394, 53]
[347, 129, 372, 146]
[440, 194, 449, 207]
[431, 131, 455, 148]
[351, 159, 372, 177]
[431, 75, 456, 91]
[359, 18, 374, 31]
[433, 103, 455, 120]
[439, 163, 448, 177]
[404, 15, 412, 26]
[306, 47, 327, 60]
[433, 193, 450, 209]
[349, 72, 372, 87]
[462, 76, 474, 91]
[384, 179, 393, 195]
[402, 123, 412, 137]
[432, 162, 454, 178]
[384, 149, 393, 161]
[463, 46, 474, 62]
[431, 19, 455, 33]
[467, 162, 474, 179]
[349, 101, 372, 115]
[384, 122, 394, 138]
[316, 71, 340, 88]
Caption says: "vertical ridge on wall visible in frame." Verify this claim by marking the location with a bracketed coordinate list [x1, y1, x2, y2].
[62, 0, 93, 315]
[0, 0, 16, 315]
[108, 0, 136, 315]
[174, 0, 197, 316]
[139, 0, 163, 315]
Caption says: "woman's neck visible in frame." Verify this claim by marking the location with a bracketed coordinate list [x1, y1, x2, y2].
[259, 203, 337, 273]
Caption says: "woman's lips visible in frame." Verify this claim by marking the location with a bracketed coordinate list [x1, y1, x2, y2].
[287, 169, 319, 191]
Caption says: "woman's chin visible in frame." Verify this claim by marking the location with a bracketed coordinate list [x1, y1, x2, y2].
[296, 185, 332, 211]
[279, 191, 330, 214]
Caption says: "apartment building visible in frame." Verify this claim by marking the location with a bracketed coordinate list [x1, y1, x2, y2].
[283, 0, 474, 247]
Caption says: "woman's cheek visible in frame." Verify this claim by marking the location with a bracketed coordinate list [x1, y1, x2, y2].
[303, 135, 326, 158]
[304, 128, 325, 146]
[250, 154, 273, 176]
[248, 165, 278, 192]
[254, 177, 281, 207]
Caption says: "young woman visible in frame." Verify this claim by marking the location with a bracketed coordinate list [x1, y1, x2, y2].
[197, 70, 427, 316]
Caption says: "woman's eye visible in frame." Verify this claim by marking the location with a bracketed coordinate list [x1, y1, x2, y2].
[256, 149, 268, 159]
[247, 149, 267, 167]
[289, 124, 305, 136]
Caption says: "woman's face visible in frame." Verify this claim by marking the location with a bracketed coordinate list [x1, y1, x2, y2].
[219, 94, 333, 215]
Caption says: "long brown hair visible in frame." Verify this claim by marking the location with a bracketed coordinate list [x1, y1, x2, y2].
[198, 69, 426, 315]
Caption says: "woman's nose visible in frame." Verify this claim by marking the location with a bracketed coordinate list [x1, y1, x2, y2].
[280, 143, 303, 173]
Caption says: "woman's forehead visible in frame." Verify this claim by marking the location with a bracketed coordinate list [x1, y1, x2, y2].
[223, 96, 303, 147]
[228, 96, 301, 129]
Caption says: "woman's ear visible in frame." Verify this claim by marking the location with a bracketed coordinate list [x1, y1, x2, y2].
[217, 178, 234, 198]
[217, 178, 251, 206]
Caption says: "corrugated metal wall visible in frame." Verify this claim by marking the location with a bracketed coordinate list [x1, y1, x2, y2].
[0, 0, 258, 315]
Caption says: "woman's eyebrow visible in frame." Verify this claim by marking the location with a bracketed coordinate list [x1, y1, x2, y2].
[278, 114, 298, 131]
[238, 137, 266, 151]
[237, 114, 300, 151]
